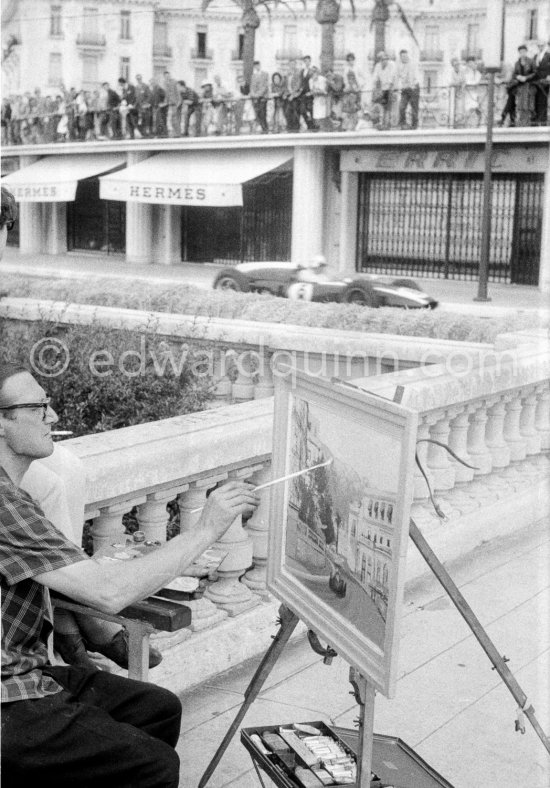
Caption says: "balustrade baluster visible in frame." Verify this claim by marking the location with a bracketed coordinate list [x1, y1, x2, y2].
[91, 500, 138, 553]
[136, 490, 176, 543]
[427, 413, 455, 491]
[212, 352, 233, 405]
[503, 393, 527, 461]
[242, 463, 271, 594]
[177, 479, 229, 631]
[254, 352, 275, 399]
[534, 385, 550, 450]
[413, 418, 434, 499]
[485, 397, 511, 468]
[205, 466, 260, 615]
[520, 390, 542, 455]
[467, 403, 493, 475]
[448, 407, 474, 483]
[232, 352, 256, 403]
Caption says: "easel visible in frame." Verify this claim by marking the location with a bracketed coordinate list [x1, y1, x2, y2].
[199, 382, 550, 787]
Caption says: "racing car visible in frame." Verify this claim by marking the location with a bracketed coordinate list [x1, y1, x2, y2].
[212, 262, 438, 309]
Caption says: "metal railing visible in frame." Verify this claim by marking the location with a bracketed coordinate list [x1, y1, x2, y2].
[1, 82, 548, 146]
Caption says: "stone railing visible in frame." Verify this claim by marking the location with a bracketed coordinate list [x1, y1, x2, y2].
[54, 326, 550, 691]
[0, 297, 495, 406]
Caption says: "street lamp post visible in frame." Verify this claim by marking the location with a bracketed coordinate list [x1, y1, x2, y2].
[474, 0, 504, 302]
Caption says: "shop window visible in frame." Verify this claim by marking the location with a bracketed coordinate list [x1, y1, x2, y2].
[50, 5, 62, 37]
[82, 54, 98, 88]
[48, 53, 63, 86]
[466, 23, 479, 55]
[120, 10, 131, 40]
[424, 25, 439, 57]
[67, 177, 125, 255]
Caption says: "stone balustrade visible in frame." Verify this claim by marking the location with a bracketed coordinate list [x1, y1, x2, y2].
[1, 296, 495, 404]
[50, 326, 549, 693]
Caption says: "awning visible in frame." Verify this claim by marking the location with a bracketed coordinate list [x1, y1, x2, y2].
[2, 153, 127, 202]
[100, 149, 293, 207]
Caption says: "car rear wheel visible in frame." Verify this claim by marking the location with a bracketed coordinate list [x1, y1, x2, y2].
[343, 284, 381, 307]
[213, 270, 250, 292]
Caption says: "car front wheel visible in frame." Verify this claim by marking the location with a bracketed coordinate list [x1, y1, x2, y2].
[213, 270, 250, 292]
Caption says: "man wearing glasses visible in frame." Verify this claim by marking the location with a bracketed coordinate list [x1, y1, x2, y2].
[0, 191, 259, 787]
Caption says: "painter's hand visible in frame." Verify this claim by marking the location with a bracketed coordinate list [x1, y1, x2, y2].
[201, 481, 259, 540]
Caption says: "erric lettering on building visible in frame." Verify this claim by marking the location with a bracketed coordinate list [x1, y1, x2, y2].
[12, 185, 58, 198]
[342, 145, 547, 174]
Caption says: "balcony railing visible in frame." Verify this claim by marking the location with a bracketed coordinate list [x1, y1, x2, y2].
[461, 47, 483, 61]
[153, 44, 172, 59]
[420, 49, 444, 62]
[275, 48, 303, 61]
[190, 47, 213, 61]
[5, 81, 536, 147]
[76, 32, 106, 48]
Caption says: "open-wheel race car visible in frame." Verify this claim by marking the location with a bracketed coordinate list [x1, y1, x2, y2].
[212, 261, 438, 309]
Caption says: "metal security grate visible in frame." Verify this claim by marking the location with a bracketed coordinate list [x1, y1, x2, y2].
[356, 173, 543, 285]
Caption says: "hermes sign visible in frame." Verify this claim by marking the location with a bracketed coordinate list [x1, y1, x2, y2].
[9, 182, 77, 202]
[100, 179, 243, 207]
[341, 145, 547, 174]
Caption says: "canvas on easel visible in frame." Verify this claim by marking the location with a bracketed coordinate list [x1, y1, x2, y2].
[267, 369, 418, 697]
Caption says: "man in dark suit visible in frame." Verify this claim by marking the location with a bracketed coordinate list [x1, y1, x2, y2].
[298, 55, 315, 130]
[117, 77, 137, 138]
[135, 74, 152, 137]
[533, 40, 550, 125]
[249, 60, 269, 132]
[100, 82, 121, 139]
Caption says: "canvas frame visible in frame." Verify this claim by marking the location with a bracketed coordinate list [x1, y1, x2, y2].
[267, 370, 418, 697]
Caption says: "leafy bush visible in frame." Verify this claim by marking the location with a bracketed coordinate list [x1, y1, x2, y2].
[1, 273, 540, 344]
[0, 320, 212, 436]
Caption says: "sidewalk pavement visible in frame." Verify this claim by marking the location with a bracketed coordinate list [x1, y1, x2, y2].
[176, 517, 550, 788]
[2, 248, 549, 321]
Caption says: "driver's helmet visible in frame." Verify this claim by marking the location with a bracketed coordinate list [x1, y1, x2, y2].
[308, 254, 327, 269]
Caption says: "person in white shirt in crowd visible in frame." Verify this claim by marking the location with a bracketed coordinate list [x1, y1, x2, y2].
[212, 74, 231, 134]
[396, 48, 420, 129]
[463, 56, 482, 126]
[372, 51, 396, 129]
[310, 66, 330, 131]
[344, 52, 366, 100]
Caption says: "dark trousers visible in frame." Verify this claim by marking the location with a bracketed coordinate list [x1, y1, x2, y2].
[252, 97, 268, 132]
[500, 86, 516, 124]
[399, 87, 419, 129]
[1, 665, 182, 788]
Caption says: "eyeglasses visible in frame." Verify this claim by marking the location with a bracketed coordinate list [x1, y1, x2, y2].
[0, 398, 51, 421]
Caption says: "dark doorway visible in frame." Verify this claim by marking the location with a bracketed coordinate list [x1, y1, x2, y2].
[181, 170, 292, 264]
[67, 177, 126, 254]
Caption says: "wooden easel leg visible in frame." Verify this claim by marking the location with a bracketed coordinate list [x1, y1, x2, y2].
[198, 605, 299, 788]
[349, 668, 375, 787]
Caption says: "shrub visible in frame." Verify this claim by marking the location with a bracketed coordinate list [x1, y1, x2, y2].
[0, 320, 213, 436]
[1, 273, 541, 344]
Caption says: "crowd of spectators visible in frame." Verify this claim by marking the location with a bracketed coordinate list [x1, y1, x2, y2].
[2, 43, 549, 145]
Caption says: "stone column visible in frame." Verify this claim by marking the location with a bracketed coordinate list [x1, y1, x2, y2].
[242, 463, 271, 595]
[338, 170, 359, 275]
[467, 404, 493, 475]
[503, 393, 527, 461]
[125, 152, 153, 265]
[205, 466, 259, 616]
[539, 144, 550, 293]
[153, 204, 182, 265]
[91, 501, 135, 553]
[136, 490, 175, 542]
[485, 397, 511, 468]
[177, 483, 228, 632]
[534, 385, 550, 450]
[519, 390, 542, 455]
[18, 156, 43, 254]
[448, 408, 475, 483]
[44, 202, 67, 255]
[291, 147, 325, 265]
[427, 413, 455, 491]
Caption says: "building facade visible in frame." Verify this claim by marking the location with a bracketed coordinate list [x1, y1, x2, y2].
[3, 0, 550, 96]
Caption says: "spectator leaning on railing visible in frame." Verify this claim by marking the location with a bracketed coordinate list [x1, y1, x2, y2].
[372, 51, 396, 130]
[396, 49, 420, 130]
[533, 39, 550, 125]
